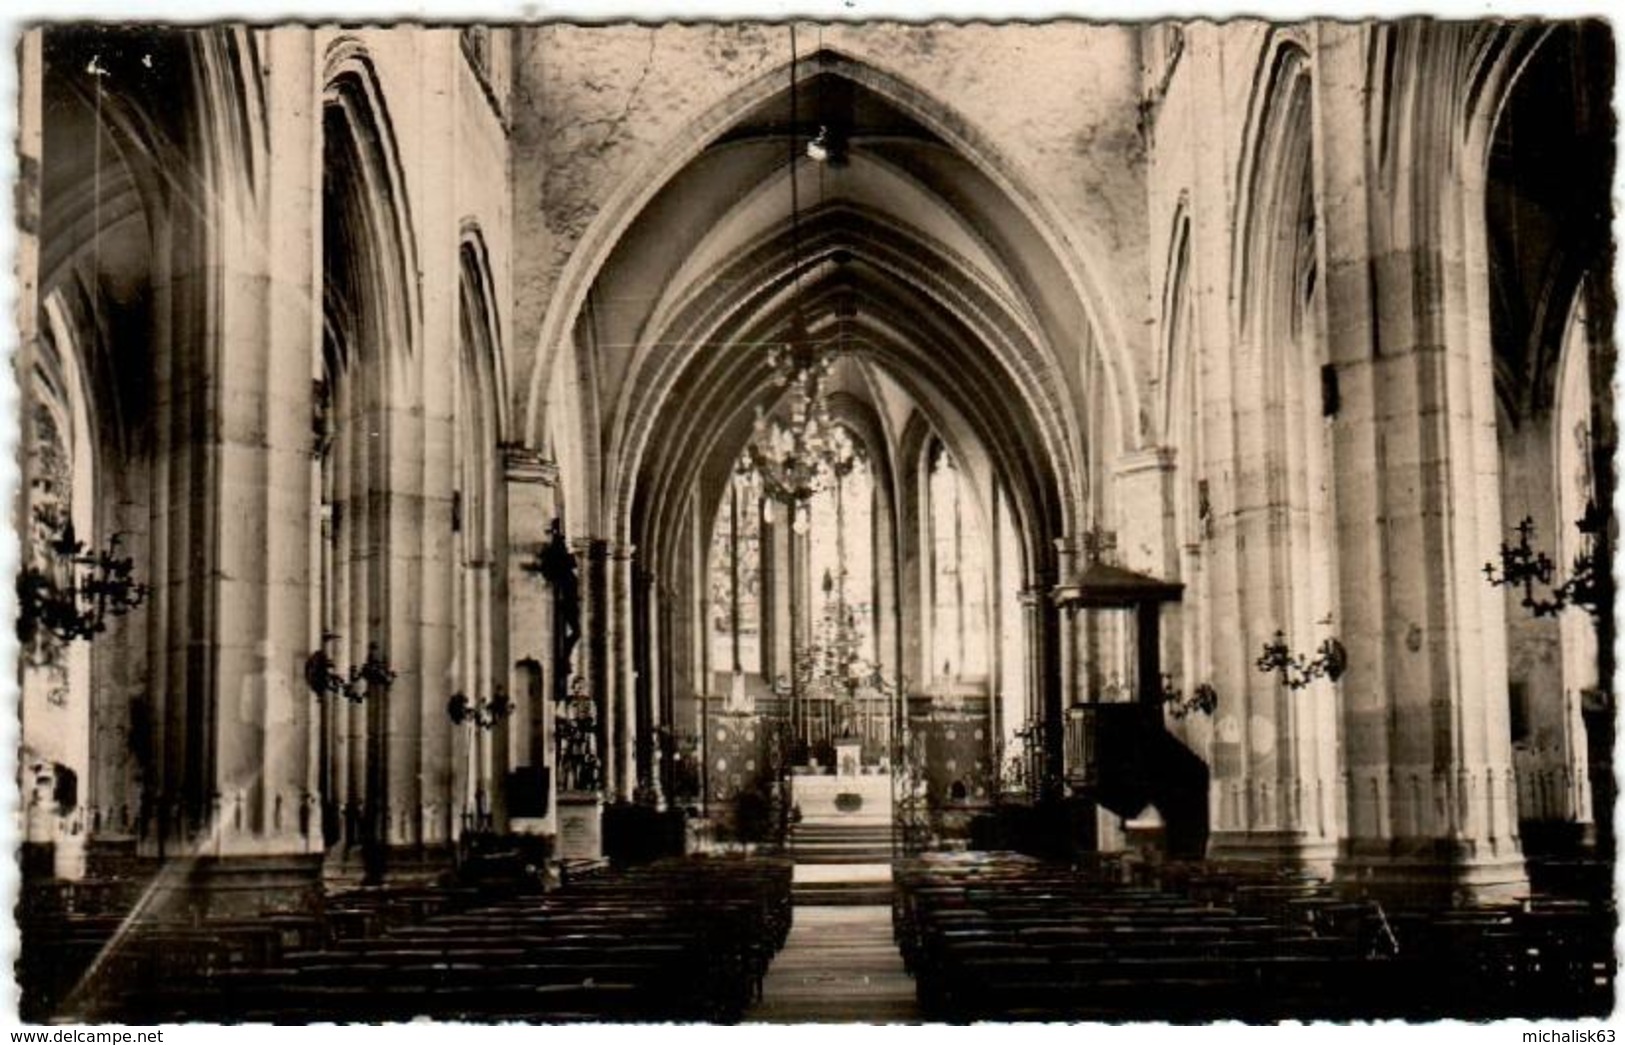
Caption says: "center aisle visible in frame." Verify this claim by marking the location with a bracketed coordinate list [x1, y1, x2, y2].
[747, 905, 919, 1023]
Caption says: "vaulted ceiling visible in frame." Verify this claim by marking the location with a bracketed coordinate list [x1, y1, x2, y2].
[580, 56, 1109, 583]
[1485, 20, 1614, 421]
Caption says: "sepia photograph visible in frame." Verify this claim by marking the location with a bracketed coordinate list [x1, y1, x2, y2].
[4, 11, 1618, 1028]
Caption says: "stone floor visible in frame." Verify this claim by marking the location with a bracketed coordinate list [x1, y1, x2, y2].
[747, 905, 919, 1024]
[791, 862, 893, 882]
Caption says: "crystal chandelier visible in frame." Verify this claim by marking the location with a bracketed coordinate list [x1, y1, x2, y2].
[742, 26, 855, 507]
[745, 330, 856, 505]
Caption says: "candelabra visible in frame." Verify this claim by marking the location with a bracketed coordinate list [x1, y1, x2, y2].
[18, 515, 148, 649]
[1160, 675, 1219, 718]
[744, 351, 857, 505]
[1255, 631, 1347, 690]
[305, 641, 397, 703]
[448, 688, 513, 730]
[1483, 505, 1608, 618]
[1012, 716, 1060, 799]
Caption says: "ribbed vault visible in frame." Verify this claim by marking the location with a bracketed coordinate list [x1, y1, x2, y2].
[597, 129, 1108, 573]
[533, 51, 1141, 554]
[622, 205, 1077, 584]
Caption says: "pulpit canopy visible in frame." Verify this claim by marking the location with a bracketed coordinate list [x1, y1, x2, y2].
[1052, 560, 1183, 609]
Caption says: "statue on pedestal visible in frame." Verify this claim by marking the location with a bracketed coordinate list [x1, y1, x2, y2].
[556, 676, 600, 794]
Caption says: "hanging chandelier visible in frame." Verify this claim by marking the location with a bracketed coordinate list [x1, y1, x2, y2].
[745, 328, 856, 504]
[742, 26, 855, 507]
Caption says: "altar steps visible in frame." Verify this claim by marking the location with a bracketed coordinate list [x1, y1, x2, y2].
[789, 824, 895, 906]
[791, 824, 895, 865]
[792, 879, 897, 907]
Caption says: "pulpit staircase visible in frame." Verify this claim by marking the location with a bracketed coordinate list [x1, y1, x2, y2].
[1068, 702, 1209, 858]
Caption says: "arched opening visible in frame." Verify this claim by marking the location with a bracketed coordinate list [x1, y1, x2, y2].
[315, 51, 417, 879]
[450, 234, 507, 835]
[537, 45, 1110, 838]
[20, 302, 99, 875]
[1163, 207, 1216, 785]
[1210, 42, 1340, 868]
[1484, 21, 1615, 852]
[923, 438, 990, 687]
[25, 26, 175, 873]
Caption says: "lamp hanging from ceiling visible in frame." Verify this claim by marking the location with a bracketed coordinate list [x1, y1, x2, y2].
[745, 323, 855, 506]
[743, 25, 855, 507]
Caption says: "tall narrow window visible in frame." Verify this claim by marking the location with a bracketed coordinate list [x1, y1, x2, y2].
[807, 436, 875, 663]
[709, 468, 762, 675]
[926, 440, 989, 681]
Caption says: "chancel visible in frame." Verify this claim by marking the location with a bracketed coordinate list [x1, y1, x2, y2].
[11, 19, 1616, 1025]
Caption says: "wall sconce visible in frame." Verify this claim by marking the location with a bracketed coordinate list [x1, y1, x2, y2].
[1484, 507, 1607, 618]
[306, 640, 397, 703]
[17, 516, 148, 648]
[1255, 630, 1347, 690]
[447, 688, 513, 730]
[1160, 675, 1219, 718]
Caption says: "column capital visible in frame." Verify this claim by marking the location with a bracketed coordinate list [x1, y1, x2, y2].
[1053, 538, 1078, 588]
[1114, 445, 1177, 477]
[611, 543, 637, 562]
[502, 443, 559, 486]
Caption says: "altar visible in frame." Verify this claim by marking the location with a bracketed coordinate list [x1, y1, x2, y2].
[791, 738, 893, 825]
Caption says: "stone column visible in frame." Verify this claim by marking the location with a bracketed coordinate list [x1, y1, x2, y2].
[610, 545, 637, 800]
[412, 33, 461, 856]
[768, 510, 792, 680]
[1113, 450, 1179, 580]
[15, 29, 43, 825]
[505, 447, 560, 835]
[1053, 537, 1079, 710]
[1017, 590, 1045, 730]
[1166, 28, 1345, 873]
[13, 29, 83, 865]
[418, 397, 455, 850]
[1500, 420, 1591, 836]
[1317, 22, 1525, 901]
[187, 28, 320, 868]
[570, 537, 602, 791]
[640, 567, 665, 805]
[126, 30, 325, 912]
[379, 404, 427, 861]
[1177, 31, 1243, 850]
[1018, 586, 1060, 791]
[15, 26, 41, 524]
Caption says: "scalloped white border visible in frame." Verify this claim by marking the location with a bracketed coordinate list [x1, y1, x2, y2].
[0, 9, 1618, 1043]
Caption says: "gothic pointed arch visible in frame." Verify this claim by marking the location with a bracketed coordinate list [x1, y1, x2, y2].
[448, 225, 511, 829]
[314, 43, 422, 872]
[522, 45, 1133, 525]
[1210, 38, 1341, 868]
[1478, 21, 1615, 846]
[28, 26, 271, 859]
